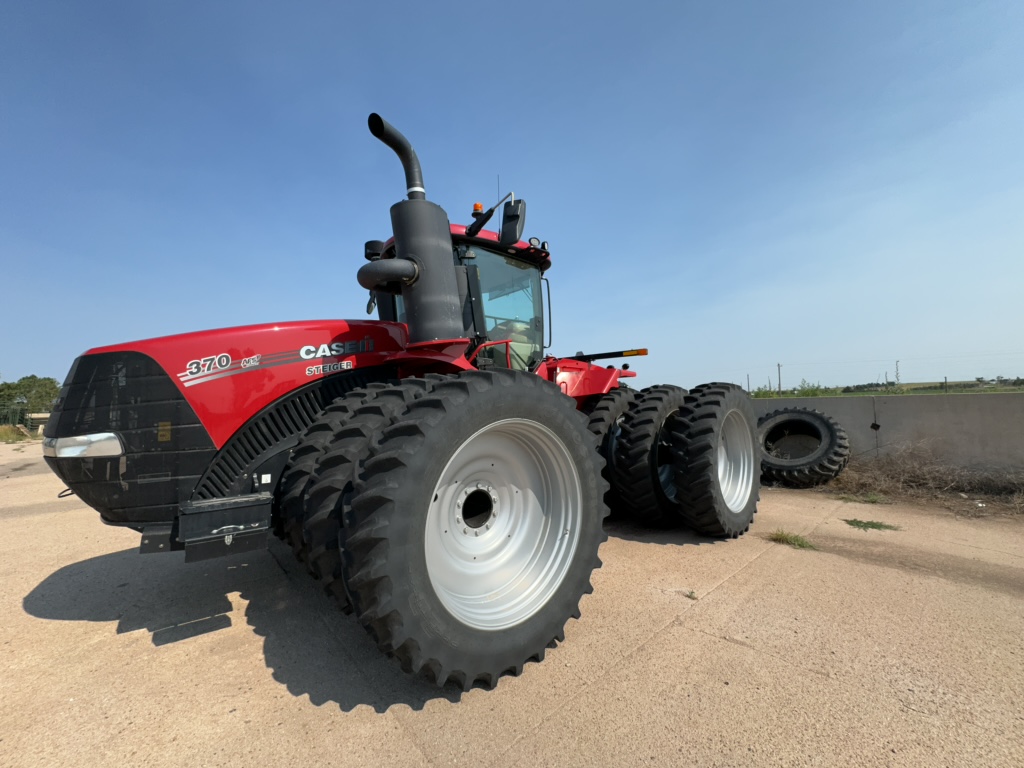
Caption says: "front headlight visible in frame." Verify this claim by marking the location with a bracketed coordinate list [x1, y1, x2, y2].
[42, 433, 125, 458]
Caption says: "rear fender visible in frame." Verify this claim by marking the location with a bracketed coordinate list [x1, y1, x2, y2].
[533, 358, 637, 405]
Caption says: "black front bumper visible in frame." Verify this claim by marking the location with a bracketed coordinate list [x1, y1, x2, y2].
[44, 351, 274, 561]
[44, 352, 376, 561]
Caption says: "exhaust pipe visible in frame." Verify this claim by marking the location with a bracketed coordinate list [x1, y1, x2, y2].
[357, 258, 417, 291]
[368, 113, 426, 201]
[364, 113, 464, 343]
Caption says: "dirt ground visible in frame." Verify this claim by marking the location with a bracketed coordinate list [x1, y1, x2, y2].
[2, 441, 1022, 767]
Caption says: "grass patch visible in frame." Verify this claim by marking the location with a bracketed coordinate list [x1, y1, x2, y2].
[827, 444, 1024, 516]
[0, 425, 33, 443]
[1011, 492, 1024, 515]
[767, 529, 816, 549]
[842, 518, 900, 531]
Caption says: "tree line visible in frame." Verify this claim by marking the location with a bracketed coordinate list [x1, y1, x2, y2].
[0, 375, 61, 413]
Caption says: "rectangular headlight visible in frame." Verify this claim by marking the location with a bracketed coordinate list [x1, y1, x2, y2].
[42, 433, 125, 458]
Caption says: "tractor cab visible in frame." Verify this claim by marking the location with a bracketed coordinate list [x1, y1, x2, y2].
[456, 240, 544, 371]
[371, 209, 552, 372]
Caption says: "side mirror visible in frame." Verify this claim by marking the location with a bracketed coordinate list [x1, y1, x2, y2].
[499, 199, 526, 246]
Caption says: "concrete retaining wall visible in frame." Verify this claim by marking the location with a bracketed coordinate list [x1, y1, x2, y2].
[752, 393, 1024, 470]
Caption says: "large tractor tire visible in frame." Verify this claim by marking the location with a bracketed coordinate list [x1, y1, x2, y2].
[341, 370, 608, 690]
[671, 383, 760, 538]
[274, 384, 392, 570]
[758, 407, 850, 487]
[612, 385, 689, 525]
[302, 379, 435, 609]
[581, 386, 638, 515]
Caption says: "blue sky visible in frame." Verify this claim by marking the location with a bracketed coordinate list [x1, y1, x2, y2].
[2, 0, 1022, 389]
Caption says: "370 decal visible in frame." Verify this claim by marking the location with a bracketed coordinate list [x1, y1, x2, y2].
[185, 353, 232, 376]
[176, 338, 373, 387]
[176, 350, 257, 387]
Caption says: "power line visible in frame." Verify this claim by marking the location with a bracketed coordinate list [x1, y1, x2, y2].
[749, 351, 1024, 368]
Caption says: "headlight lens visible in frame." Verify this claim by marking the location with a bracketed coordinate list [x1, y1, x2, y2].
[42, 433, 124, 458]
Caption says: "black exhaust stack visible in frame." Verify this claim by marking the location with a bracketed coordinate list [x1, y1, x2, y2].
[367, 113, 425, 201]
[358, 113, 463, 344]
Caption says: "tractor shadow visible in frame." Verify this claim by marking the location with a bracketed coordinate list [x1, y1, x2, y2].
[22, 519, 720, 713]
[22, 538, 461, 713]
[603, 515, 725, 547]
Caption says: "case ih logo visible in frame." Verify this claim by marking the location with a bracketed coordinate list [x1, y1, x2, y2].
[300, 339, 374, 377]
[299, 339, 374, 359]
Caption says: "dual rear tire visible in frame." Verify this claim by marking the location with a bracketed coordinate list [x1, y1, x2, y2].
[672, 383, 760, 537]
[607, 382, 760, 537]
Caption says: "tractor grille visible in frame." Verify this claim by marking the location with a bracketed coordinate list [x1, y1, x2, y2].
[44, 351, 216, 525]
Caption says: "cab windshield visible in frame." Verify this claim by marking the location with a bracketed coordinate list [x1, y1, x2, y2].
[460, 244, 544, 369]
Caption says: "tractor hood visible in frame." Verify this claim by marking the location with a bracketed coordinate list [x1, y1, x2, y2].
[42, 318, 477, 529]
[63, 320, 409, 448]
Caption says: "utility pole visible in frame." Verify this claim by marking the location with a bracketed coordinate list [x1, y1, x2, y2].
[747, 374, 750, 392]
[777, 363, 782, 396]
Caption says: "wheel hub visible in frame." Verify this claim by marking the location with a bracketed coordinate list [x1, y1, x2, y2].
[456, 484, 498, 534]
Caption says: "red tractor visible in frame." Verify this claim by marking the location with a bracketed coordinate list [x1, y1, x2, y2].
[43, 114, 759, 689]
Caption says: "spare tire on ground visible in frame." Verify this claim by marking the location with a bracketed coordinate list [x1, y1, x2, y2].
[757, 407, 850, 488]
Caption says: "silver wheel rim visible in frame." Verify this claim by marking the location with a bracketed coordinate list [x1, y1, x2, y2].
[719, 409, 755, 512]
[425, 418, 583, 631]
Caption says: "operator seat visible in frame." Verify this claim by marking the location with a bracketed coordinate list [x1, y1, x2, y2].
[488, 320, 537, 372]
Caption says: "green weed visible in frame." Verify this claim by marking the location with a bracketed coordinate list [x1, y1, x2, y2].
[836, 491, 889, 505]
[767, 529, 816, 549]
[842, 518, 900, 531]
